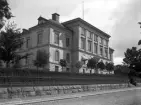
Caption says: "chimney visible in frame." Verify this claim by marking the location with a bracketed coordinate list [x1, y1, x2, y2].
[52, 13, 60, 22]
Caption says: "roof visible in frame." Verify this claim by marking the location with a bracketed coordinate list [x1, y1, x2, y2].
[109, 47, 114, 51]
[38, 16, 48, 21]
[23, 16, 111, 38]
[28, 17, 67, 31]
[48, 19, 65, 28]
[62, 18, 111, 38]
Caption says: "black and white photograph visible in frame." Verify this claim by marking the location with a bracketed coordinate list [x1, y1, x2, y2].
[0, 0, 141, 104]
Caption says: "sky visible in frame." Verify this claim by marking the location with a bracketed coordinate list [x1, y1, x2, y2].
[7, 0, 141, 65]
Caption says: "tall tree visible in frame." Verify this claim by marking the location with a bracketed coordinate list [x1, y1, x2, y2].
[0, 0, 13, 29]
[59, 59, 67, 72]
[0, 22, 27, 67]
[123, 47, 141, 72]
[122, 23, 141, 86]
[33, 50, 49, 70]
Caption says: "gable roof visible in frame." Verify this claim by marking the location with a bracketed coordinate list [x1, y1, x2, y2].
[62, 18, 111, 38]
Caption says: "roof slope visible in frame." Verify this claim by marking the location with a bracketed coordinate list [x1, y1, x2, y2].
[62, 18, 111, 38]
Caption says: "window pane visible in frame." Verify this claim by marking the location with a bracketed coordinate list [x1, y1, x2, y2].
[20, 38, 24, 49]
[105, 40, 108, 47]
[54, 31, 59, 44]
[81, 37, 85, 49]
[37, 33, 43, 44]
[55, 66, 59, 72]
[66, 38, 70, 47]
[100, 37, 103, 45]
[88, 41, 92, 52]
[94, 35, 98, 42]
[81, 27, 85, 36]
[94, 43, 98, 54]
[55, 51, 59, 61]
[105, 48, 108, 57]
[26, 37, 30, 48]
[87, 31, 92, 39]
[100, 46, 103, 56]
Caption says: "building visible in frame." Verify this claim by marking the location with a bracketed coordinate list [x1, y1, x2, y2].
[18, 13, 114, 74]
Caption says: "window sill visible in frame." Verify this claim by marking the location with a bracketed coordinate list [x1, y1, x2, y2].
[87, 50, 92, 53]
[81, 35, 86, 38]
[88, 38, 92, 40]
[80, 48, 85, 51]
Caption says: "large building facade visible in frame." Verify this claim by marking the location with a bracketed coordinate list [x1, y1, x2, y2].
[18, 13, 114, 74]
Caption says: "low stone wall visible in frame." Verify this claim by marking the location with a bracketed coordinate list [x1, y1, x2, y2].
[0, 84, 132, 99]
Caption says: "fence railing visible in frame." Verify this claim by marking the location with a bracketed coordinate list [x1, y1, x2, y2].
[0, 68, 138, 87]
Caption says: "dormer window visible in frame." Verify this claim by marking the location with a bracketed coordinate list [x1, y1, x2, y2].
[38, 20, 45, 24]
[38, 16, 47, 25]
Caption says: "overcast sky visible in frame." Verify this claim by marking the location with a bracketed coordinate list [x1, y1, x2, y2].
[8, 0, 141, 65]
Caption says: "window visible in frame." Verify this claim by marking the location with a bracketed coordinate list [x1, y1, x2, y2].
[87, 31, 92, 39]
[83, 69, 85, 74]
[81, 37, 85, 50]
[82, 60, 86, 65]
[25, 56, 30, 65]
[54, 31, 59, 44]
[81, 27, 85, 36]
[110, 53, 112, 60]
[26, 37, 30, 48]
[20, 38, 24, 49]
[37, 33, 43, 44]
[100, 46, 103, 56]
[55, 66, 59, 72]
[94, 35, 98, 42]
[100, 37, 103, 45]
[105, 40, 108, 47]
[105, 48, 108, 58]
[88, 40, 92, 52]
[55, 50, 59, 61]
[66, 38, 70, 47]
[94, 43, 98, 54]
[66, 53, 70, 63]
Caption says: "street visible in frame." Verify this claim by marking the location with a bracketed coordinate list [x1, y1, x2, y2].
[28, 89, 141, 105]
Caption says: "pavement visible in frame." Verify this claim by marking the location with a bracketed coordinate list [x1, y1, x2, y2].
[0, 87, 141, 105]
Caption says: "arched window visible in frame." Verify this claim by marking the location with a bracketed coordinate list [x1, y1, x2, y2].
[55, 50, 59, 61]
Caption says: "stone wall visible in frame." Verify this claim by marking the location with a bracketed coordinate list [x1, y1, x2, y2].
[0, 84, 133, 99]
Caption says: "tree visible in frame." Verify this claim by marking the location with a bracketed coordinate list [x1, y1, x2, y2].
[75, 61, 83, 73]
[123, 47, 140, 66]
[97, 61, 105, 71]
[0, 22, 27, 67]
[105, 62, 114, 74]
[0, 60, 3, 67]
[87, 57, 99, 74]
[59, 59, 67, 72]
[0, 0, 13, 29]
[33, 50, 49, 70]
[121, 23, 141, 86]
[114, 65, 131, 75]
[114, 64, 137, 86]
